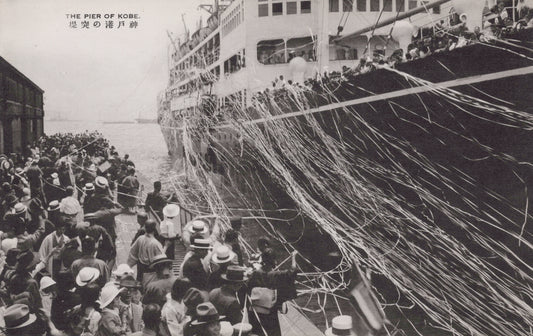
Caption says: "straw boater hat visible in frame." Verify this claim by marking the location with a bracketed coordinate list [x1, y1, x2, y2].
[47, 200, 60, 212]
[163, 204, 180, 218]
[15, 167, 24, 175]
[211, 245, 236, 264]
[3, 304, 37, 330]
[99, 284, 124, 309]
[190, 302, 225, 326]
[149, 254, 173, 270]
[76, 267, 100, 287]
[187, 220, 209, 234]
[190, 238, 212, 250]
[83, 183, 95, 192]
[221, 265, 248, 282]
[13, 203, 26, 215]
[325, 315, 357, 336]
[94, 176, 108, 189]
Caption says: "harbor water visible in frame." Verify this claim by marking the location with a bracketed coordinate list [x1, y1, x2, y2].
[45, 120, 177, 184]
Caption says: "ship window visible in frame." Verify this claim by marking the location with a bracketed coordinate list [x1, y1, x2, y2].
[287, 1, 298, 14]
[287, 36, 316, 61]
[370, 0, 379, 11]
[272, 2, 283, 15]
[357, 0, 366, 11]
[343, 0, 353, 12]
[408, 0, 417, 10]
[329, 0, 339, 12]
[396, 0, 405, 12]
[383, 0, 392, 11]
[433, 4, 440, 14]
[257, 39, 286, 64]
[258, 3, 268, 17]
[301, 1, 311, 13]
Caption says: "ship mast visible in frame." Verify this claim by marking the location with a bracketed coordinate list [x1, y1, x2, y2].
[334, 0, 451, 43]
[317, 0, 330, 74]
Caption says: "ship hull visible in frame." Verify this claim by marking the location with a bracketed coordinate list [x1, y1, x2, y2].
[160, 36, 533, 260]
[158, 33, 533, 334]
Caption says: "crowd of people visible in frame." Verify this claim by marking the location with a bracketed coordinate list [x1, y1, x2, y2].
[0, 131, 313, 336]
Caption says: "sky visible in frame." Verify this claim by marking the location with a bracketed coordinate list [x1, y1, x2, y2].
[0, 0, 206, 121]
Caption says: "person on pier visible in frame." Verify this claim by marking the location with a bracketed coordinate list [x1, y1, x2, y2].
[120, 167, 140, 213]
[128, 219, 165, 283]
[142, 254, 176, 307]
[37, 217, 68, 279]
[144, 180, 169, 221]
[71, 236, 110, 288]
[160, 204, 181, 260]
[181, 238, 211, 290]
[208, 265, 247, 325]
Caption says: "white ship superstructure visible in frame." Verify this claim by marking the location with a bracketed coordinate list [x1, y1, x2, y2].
[159, 0, 458, 156]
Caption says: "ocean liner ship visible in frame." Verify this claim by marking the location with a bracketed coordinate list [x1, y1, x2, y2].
[158, 0, 533, 335]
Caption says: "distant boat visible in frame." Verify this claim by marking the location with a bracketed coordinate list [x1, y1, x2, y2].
[135, 118, 157, 124]
[102, 120, 135, 124]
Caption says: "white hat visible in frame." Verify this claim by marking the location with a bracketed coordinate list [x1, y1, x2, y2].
[14, 203, 26, 215]
[233, 322, 253, 335]
[40, 276, 56, 290]
[190, 238, 212, 250]
[99, 283, 124, 309]
[47, 200, 60, 212]
[163, 204, 180, 218]
[211, 245, 236, 264]
[187, 220, 208, 234]
[1, 237, 17, 253]
[76, 267, 100, 287]
[84, 183, 95, 191]
[22, 188, 30, 196]
[220, 321, 233, 336]
[325, 316, 356, 336]
[113, 264, 134, 278]
[94, 176, 108, 188]
[60, 197, 80, 215]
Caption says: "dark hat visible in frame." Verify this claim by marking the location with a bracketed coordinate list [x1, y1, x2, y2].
[221, 265, 248, 282]
[119, 275, 142, 289]
[15, 249, 40, 271]
[4, 194, 18, 207]
[3, 304, 37, 330]
[136, 211, 148, 221]
[149, 254, 173, 270]
[183, 287, 207, 313]
[5, 248, 20, 267]
[190, 302, 225, 326]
